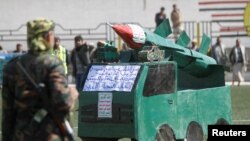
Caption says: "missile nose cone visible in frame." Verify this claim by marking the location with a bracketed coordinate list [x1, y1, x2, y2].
[111, 24, 144, 49]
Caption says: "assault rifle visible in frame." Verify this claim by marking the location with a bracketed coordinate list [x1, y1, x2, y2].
[17, 62, 75, 141]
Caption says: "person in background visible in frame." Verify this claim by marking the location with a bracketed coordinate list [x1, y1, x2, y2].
[229, 39, 248, 86]
[0, 45, 8, 54]
[51, 36, 69, 75]
[211, 36, 227, 65]
[155, 7, 166, 27]
[92, 40, 106, 63]
[70, 35, 95, 90]
[121, 42, 130, 51]
[189, 39, 199, 51]
[171, 4, 182, 41]
[13, 43, 26, 54]
[1, 18, 78, 141]
[88, 42, 96, 63]
[119, 43, 138, 63]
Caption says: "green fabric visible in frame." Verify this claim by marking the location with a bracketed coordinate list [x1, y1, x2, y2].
[154, 19, 172, 38]
[176, 31, 191, 47]
[144, 29, 183, 51]
[199, 34, 211, 54]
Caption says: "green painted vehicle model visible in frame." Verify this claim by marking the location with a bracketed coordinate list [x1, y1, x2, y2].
[95, 41, 119, 63]
[78, 20, 232, 141]
[78, 62, 231, 141]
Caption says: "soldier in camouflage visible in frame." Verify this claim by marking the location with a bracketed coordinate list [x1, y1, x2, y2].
[1, 18, 78, 141]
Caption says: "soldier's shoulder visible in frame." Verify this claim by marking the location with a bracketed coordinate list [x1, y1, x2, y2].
[3, 56, 21, 75]
[37, 54, 65, 74]
[37, 53, 62, 65]
[4, 56, 19, 67]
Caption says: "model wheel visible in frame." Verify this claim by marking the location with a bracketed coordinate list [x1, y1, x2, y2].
[155, 124, 176, 141]
[81, 137, 118, 141]
[186, 121, 204, 141]
[216, 118, 229, 125]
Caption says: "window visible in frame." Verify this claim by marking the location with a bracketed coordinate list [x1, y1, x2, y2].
[143, 63, 176, 96]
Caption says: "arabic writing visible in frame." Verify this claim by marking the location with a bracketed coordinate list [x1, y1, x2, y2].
[83, 65, 140, 92]
[98, 93, 112, 118]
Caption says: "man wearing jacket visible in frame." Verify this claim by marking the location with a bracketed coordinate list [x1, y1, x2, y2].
[70, 35, 95, 90]
[1, 18, 78, 141]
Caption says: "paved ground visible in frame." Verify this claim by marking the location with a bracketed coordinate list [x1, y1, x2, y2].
[225, 81, 250, 86]
[225, 72, 250, 82]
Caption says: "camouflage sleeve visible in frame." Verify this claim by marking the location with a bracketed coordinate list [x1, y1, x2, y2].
[46, 56, 76, 117]
[1, 62, 16, 141]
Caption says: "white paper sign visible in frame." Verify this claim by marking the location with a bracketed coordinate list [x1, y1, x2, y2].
[83, 65, 141, 92]
[98, 93, 112, 118]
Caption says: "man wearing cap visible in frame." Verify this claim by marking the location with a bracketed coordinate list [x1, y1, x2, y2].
[1, 18, 78, 141]
[70, 35, 95, 90]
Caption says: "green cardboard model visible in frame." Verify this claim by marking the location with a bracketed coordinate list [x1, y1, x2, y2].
[77, 20, 232, 141]
[176, 31, 191, 47]
[96, 41, 119, 62]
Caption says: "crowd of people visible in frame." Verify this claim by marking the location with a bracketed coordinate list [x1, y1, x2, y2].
[210, 37, 248, 86]
[0, 6, 248, 90]
[0, 2, 247, 140]
[0, 43, 26, 54]
[0, 17, 141, 141]
[154, 4, 248, 86]
[0, 10, 248, 89]
[0, 34, 97, 89]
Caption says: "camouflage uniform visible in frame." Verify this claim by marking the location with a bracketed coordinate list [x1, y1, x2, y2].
[1, 18, 77, 141]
